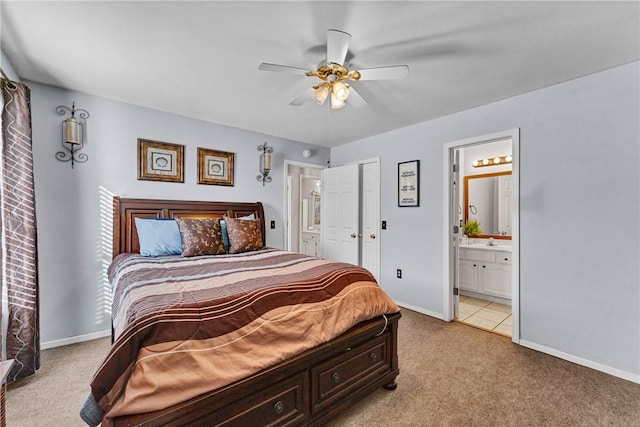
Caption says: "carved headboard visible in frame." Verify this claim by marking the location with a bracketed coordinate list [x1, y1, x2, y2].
[112, 197, 266, 258]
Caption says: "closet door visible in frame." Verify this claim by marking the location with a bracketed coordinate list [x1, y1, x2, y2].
[321, 164, 360, 265]
[361, 162, 380, 282]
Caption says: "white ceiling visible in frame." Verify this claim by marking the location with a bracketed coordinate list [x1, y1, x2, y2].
[1, 1, 638, 147]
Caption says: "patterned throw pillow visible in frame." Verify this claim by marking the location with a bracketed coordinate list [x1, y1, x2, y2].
[223, 216, 264, 254]
[175, 217, 226, 257]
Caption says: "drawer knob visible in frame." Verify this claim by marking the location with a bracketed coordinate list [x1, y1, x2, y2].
[274, 401, 285, 415]
[369, 352, 378, 362]
[331, 372, 340, 384]
[504, 258, 508, 261]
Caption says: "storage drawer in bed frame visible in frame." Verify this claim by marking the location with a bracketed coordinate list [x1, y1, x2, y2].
[311, 333, 391, 413]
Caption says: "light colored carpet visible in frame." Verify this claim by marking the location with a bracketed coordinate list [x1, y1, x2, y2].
[7, 309, 640, 426]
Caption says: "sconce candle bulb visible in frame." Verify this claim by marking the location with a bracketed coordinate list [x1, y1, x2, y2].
[256, 142, 274, 186]
[65, 116, 80, 144]
[55, 102, 90, 168]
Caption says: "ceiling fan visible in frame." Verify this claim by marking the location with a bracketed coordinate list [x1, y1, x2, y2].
[259, 29, 409, 109]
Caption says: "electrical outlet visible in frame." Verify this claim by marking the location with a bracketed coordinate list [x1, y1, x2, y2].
[382, 220, 387, 230]
[270, 220, 276, 229]
[396, 269, 402, 279]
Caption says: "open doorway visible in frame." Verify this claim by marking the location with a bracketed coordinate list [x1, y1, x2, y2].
[443, 129, 520, 343]
[283, 160, 326, 255]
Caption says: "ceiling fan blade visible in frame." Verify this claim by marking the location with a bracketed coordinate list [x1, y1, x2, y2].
[258, 63, 310, 76]
[326, 29, 351, 66]
[347, 87, 367, 109]
[356, 65, 409, 81]
[289, 88, 313, 106]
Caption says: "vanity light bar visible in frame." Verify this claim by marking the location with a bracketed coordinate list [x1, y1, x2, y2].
[472, 155, 512, 168]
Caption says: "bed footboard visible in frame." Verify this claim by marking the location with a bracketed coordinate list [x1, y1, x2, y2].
[114, 312, 400, 426]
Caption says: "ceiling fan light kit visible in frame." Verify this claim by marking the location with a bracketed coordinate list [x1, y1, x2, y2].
[312, 84, 329, 105]
[259, 29, 408, 109]
[330, 88, 346, 109]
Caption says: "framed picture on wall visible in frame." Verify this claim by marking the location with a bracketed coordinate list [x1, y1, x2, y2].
[198, 148, 234, 186]
[398, 160, 419, 207]
[137, 138, 184, 183]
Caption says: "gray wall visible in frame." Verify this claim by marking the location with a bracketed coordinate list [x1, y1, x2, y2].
[331, 61, 639, 378]
[27, 81, 329, 345]
[1, 50, 19, 81]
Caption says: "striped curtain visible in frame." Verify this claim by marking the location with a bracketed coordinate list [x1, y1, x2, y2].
[0, 78, 39, 380]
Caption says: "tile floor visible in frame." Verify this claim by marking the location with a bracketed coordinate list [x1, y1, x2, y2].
[456, 296, 512, 337]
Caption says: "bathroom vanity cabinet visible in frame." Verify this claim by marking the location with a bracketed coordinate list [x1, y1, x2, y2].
[300, 231, 321, 257]
[459, 247, 511, 298]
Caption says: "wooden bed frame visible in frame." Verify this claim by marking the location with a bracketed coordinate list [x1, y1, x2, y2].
[111, 197, 400, 426]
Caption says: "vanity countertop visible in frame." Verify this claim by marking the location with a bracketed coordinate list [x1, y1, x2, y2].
[460, 243, 512, 252]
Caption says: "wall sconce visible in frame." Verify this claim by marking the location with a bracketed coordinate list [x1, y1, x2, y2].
[55, 102, 90, 168]
[302, 149, 312, 159]
[256, 142, 273, 185]
[472, 155, 512, 168]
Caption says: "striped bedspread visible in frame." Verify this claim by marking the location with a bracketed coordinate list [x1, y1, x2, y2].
[90, 248, 400, 425]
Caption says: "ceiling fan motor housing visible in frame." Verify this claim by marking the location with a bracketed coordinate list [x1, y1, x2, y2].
[308, 63, 361, 83]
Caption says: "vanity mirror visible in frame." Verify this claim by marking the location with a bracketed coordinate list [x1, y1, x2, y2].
[463, 171, 512, 239]
[300, 176, 321, 230]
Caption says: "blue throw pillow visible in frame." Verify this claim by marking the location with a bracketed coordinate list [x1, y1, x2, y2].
[220, 220, 230, 252]
[134, 218, 183, 256]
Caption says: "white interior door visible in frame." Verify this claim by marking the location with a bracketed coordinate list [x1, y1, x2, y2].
[361, 161, 380, 282]
[321, 164, 360, 265]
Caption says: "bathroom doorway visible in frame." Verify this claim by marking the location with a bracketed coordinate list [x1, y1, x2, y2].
[283, 160, 326, 254]
[443, 129, 520, 343]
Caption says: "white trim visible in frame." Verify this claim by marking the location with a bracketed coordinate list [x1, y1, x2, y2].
[520, 340, 640, 384]
[395, 300, 445, 321]
[41, 329, 111, 350]
[510, 131, 520, 343]
[284, 159, 327, 169]
[346, 156, 381, 166]
[286, 175, 292, 250]
[442, 128, 520, 344]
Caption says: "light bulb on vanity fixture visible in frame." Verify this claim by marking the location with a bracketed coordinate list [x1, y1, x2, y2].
[256, 142, 273, 186]
[472, 155, 513, 168]
[302, 149, 312, 159]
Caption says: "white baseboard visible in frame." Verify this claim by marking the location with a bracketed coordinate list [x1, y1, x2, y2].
[520, 340, 640, 384]
[394, 300, 445, 321]
[41, 329, 111, 350]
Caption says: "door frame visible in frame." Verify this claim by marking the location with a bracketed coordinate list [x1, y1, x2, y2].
[286, 175, 292, 250]
[283, 160, 326, 252]
[442, 129, 520, 344]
